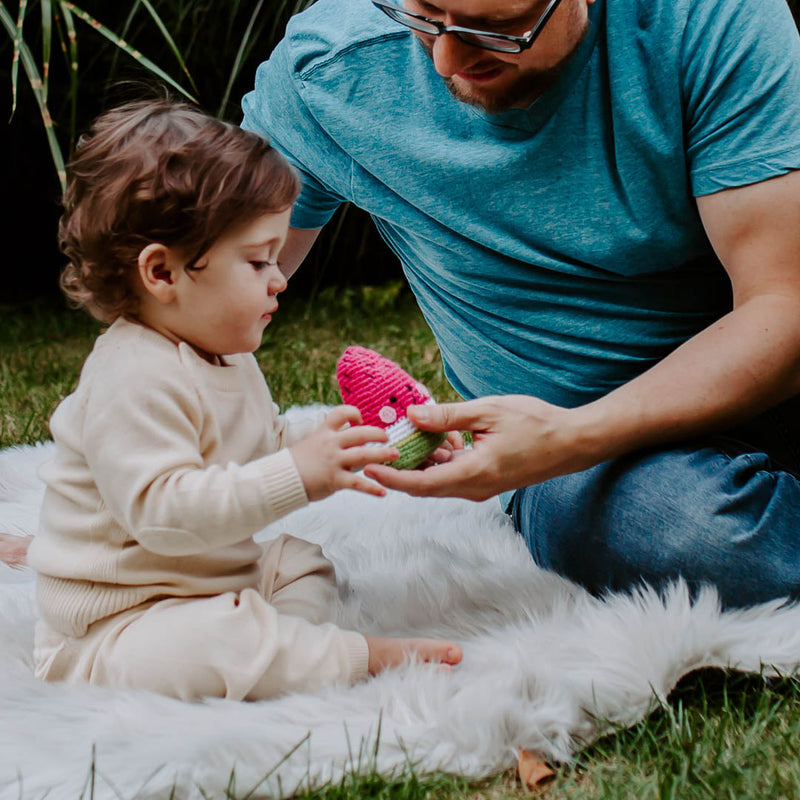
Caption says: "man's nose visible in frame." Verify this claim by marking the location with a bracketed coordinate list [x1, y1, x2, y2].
[430, 32, 480, 77]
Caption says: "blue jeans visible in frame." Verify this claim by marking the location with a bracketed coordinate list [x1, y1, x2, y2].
[510, 397, 800, 608]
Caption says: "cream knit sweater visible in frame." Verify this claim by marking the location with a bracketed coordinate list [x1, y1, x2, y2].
[28, 318, 324, 638]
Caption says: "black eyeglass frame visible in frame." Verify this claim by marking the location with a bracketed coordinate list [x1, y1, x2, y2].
[371, 0, 564, 54]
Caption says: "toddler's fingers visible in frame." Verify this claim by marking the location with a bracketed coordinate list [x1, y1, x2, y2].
[344, 446, 399, 470]
[348, 474, 387, 497]
[446, 430, 465, 450]
[326, 405, 363, 429]
[339, 425, 389, 447]
[427, 445, 455, 465]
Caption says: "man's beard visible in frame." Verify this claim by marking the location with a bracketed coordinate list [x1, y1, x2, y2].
[441, 58, 571, 113]
[421, 13, 589, 114]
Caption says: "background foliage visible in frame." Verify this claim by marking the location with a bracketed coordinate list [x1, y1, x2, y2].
[2, 0, 799, 302]
[0, 0, 399, 302]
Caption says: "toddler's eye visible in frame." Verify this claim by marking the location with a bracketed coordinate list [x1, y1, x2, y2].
[250, 260, 277, 271]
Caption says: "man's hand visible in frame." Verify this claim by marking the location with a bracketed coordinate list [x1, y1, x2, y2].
[364, 395, 596, 501]
[291, 405, 398, 501]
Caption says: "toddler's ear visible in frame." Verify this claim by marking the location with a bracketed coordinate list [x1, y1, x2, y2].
[137, 243, 178, 304]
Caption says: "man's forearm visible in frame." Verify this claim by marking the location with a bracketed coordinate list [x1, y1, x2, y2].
[364, 294, 800, 500]
[575, 293, 800, 467]
[278, 226, 322, 278]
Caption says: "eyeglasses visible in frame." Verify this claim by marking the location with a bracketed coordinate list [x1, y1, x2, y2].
[371, 0, 563, 54]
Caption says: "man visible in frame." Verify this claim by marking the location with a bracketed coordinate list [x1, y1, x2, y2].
[242, 0, 800, 607]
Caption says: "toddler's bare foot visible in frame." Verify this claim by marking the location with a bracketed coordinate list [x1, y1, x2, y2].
[365, 635, 462, 675]
[0, 533, 32, 568]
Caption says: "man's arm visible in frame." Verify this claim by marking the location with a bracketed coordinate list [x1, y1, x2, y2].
[365, 170, 800, 500]
[279, 226, 323, 279]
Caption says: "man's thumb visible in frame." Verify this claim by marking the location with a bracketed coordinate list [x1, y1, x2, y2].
[408, 401, 476, 432]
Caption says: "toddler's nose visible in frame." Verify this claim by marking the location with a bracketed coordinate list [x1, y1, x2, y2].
[268, 266, 288, 294]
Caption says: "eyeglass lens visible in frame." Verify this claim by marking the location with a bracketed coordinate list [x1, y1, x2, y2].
[380, 5, 524, 52]
[382, 6, 439, 34]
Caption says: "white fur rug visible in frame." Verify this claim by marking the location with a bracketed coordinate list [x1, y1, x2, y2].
[3, 421, 800, 799]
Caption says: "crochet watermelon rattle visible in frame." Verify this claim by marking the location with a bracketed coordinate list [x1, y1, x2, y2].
[336, 346, 447, 470]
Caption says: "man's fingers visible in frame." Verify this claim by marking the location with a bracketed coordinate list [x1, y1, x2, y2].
[364, 461, 471, 498]
[407, 398, 492, 434]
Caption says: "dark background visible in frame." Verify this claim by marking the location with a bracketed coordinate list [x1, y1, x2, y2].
[0, 0, 400, 303]
[2, 0, 799, 303]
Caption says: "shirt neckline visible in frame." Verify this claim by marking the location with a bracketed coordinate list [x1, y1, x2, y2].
[466, 0, 604, 139]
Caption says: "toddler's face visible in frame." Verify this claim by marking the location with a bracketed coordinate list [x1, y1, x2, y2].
[170, 209, 292, 359]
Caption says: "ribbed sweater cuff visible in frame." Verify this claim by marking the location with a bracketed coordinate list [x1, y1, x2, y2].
[344, 631, 370, 683]
[258, 448, 308, 519]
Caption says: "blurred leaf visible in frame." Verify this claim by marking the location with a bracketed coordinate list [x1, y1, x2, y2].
[138, 0, 198, 95]
[218, 0, 266, 117]
[1, 0, 67, 189]
[62, 2, 197, 102]
[57, 1, 79, 146]
[8, 0, 28, 118]
[40, 0, 51, 101]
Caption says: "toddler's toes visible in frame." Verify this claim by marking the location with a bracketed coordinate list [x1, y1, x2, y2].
[417, 640, 462, 666]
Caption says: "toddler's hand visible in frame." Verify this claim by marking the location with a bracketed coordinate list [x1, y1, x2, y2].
[424, 429, 465, 466]
[291, 405, 398, 501]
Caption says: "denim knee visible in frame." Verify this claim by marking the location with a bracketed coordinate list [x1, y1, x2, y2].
[511, 445, 800, 608]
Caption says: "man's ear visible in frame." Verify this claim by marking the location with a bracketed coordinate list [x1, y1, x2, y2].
[137, 243, 179, 304]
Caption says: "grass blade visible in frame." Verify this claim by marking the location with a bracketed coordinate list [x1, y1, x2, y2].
[265, 0, 292, 59]
[41, 0, 52, 102]
[105, 0, 140, 107]
[62, 2, 197, 103]
[8, 0, 29, 119]
[56, 1, 78, 148]
[0, 1, 67, 189]
[137, 0, 198, 95]
[217, 0, 267, 118]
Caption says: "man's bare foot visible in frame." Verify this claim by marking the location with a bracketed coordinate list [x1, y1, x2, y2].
[365, 635, 463, 675]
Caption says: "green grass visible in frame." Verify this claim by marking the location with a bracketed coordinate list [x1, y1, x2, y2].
[0, 282, 460, 450]
[4, 292, 800, 799]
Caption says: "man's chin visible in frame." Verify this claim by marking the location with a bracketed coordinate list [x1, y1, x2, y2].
[443, 75, 546, 114]
[443, 77, 503, 113]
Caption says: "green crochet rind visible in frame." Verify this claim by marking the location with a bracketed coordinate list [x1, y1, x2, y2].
[386, 429, 447, 470]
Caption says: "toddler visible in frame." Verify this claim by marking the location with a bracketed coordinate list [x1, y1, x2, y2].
[27, 99, 461, 702]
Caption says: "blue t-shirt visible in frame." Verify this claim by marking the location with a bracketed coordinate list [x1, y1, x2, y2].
[242, 0, 800, 409]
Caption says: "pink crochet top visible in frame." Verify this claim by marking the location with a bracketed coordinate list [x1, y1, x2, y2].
[336, 346, 446, 469]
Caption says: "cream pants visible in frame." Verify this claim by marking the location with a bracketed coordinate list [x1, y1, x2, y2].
[34, 535, 369, 701]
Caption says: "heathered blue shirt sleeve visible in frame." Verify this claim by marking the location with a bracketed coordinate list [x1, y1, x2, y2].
[681, 0, 800, 195]
[242, 36, 348, 229]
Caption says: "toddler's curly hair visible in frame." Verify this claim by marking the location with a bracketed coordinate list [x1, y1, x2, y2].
[59, 98, 300, 322]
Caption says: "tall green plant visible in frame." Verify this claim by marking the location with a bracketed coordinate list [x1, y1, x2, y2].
[104, 0, 317, 119]
[2, 0, 201, 190]
[2, 0, 319, 191]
